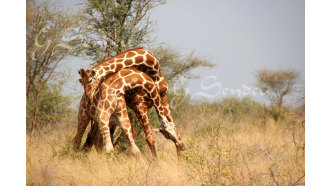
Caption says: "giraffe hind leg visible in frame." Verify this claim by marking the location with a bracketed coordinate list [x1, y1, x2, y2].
[82, 119, 100, 153]
[115, 100, 142, 159]
[73, 111, 90, 152]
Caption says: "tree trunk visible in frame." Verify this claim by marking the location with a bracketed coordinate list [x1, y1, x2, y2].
[30, 88, 40, 137]
[26, 83, 31, 123]
[278, 96, 283, 107]
[26, 83, 31, 104]
[263, 103, 267, 128]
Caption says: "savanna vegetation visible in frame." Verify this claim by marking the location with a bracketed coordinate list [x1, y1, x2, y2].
[27, 94, 305, 185]
[26, 0, 305, 185]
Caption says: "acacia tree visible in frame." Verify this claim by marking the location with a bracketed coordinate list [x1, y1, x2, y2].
[78, 0, 165, 62]
[26, 2, 80, 134]
[256, 69, 299, 107]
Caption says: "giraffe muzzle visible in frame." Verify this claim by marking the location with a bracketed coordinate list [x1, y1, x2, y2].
[176, 141, 185, 151]
[157, 127, 185, 151]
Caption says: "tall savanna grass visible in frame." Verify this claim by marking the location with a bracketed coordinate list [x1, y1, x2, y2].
[27, 96, 304, 185]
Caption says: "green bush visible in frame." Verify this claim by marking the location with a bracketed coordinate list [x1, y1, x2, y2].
[269, 105, 289, 121]
[26, 82, 73, 131]
[219, 97, 264, 121]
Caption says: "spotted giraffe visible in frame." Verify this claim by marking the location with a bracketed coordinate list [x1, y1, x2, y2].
[76, 47, 185, 156]
[81, 89, 184, 158]
[77, 68, 185, 157]
[81, 47, 168, 105]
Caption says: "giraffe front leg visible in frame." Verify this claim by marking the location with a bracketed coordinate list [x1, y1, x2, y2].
[134, 103, 157, 158]
[98, 109, 114, 153]
[73, 103, 90, 152]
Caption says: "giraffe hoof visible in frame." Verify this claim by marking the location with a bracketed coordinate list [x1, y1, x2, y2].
[104, 143, 114, 152]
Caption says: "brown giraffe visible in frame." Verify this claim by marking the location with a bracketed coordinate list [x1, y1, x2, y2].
[80, 47, 168, 105]
[81, 89, 184, 158]
[76, 68, 185, 157]
[76, 47, 185, 156]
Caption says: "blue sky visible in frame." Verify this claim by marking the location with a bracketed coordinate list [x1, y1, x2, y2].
[58, 0, 305, 106]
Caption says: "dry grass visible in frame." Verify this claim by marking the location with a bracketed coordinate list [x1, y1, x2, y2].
[27, 108, 304, 185]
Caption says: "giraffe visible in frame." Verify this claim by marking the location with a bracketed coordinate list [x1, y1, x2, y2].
[75, 73, 183, 157]
[79, 47, 168, 105]
[81, 89, 184, 158]
[76, 47, 185, 156]
[77, 68, 185, 157]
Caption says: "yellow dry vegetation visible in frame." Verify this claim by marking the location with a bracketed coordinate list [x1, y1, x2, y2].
[27, 106, 304, 185]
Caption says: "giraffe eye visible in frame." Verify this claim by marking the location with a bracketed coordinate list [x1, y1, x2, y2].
[90, 70, 96, 78]
[88, 79, 93, 84]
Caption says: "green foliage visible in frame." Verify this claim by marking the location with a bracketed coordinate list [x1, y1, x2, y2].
[269, 105, 289, 121]
[78, 0, 166, 61]
[219, 97, 264, 121]
[152, 44, 215, 83]
[26, 82, 73, 132]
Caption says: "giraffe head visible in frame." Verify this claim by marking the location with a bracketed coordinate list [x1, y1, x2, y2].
[78, 68, 98, 104]
[157, 125, 185, 151]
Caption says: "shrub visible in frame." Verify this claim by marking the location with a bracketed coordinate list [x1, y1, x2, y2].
[219, 97, 264, 121]
[269, 105, 289, 121]
[26, 81, 74, 132]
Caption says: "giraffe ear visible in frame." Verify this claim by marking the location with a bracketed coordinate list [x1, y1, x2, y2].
[78, 69, 85, 78]
[90, 70, 96, 78]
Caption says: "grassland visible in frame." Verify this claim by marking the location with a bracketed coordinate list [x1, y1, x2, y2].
[26, 97, 305, 185]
